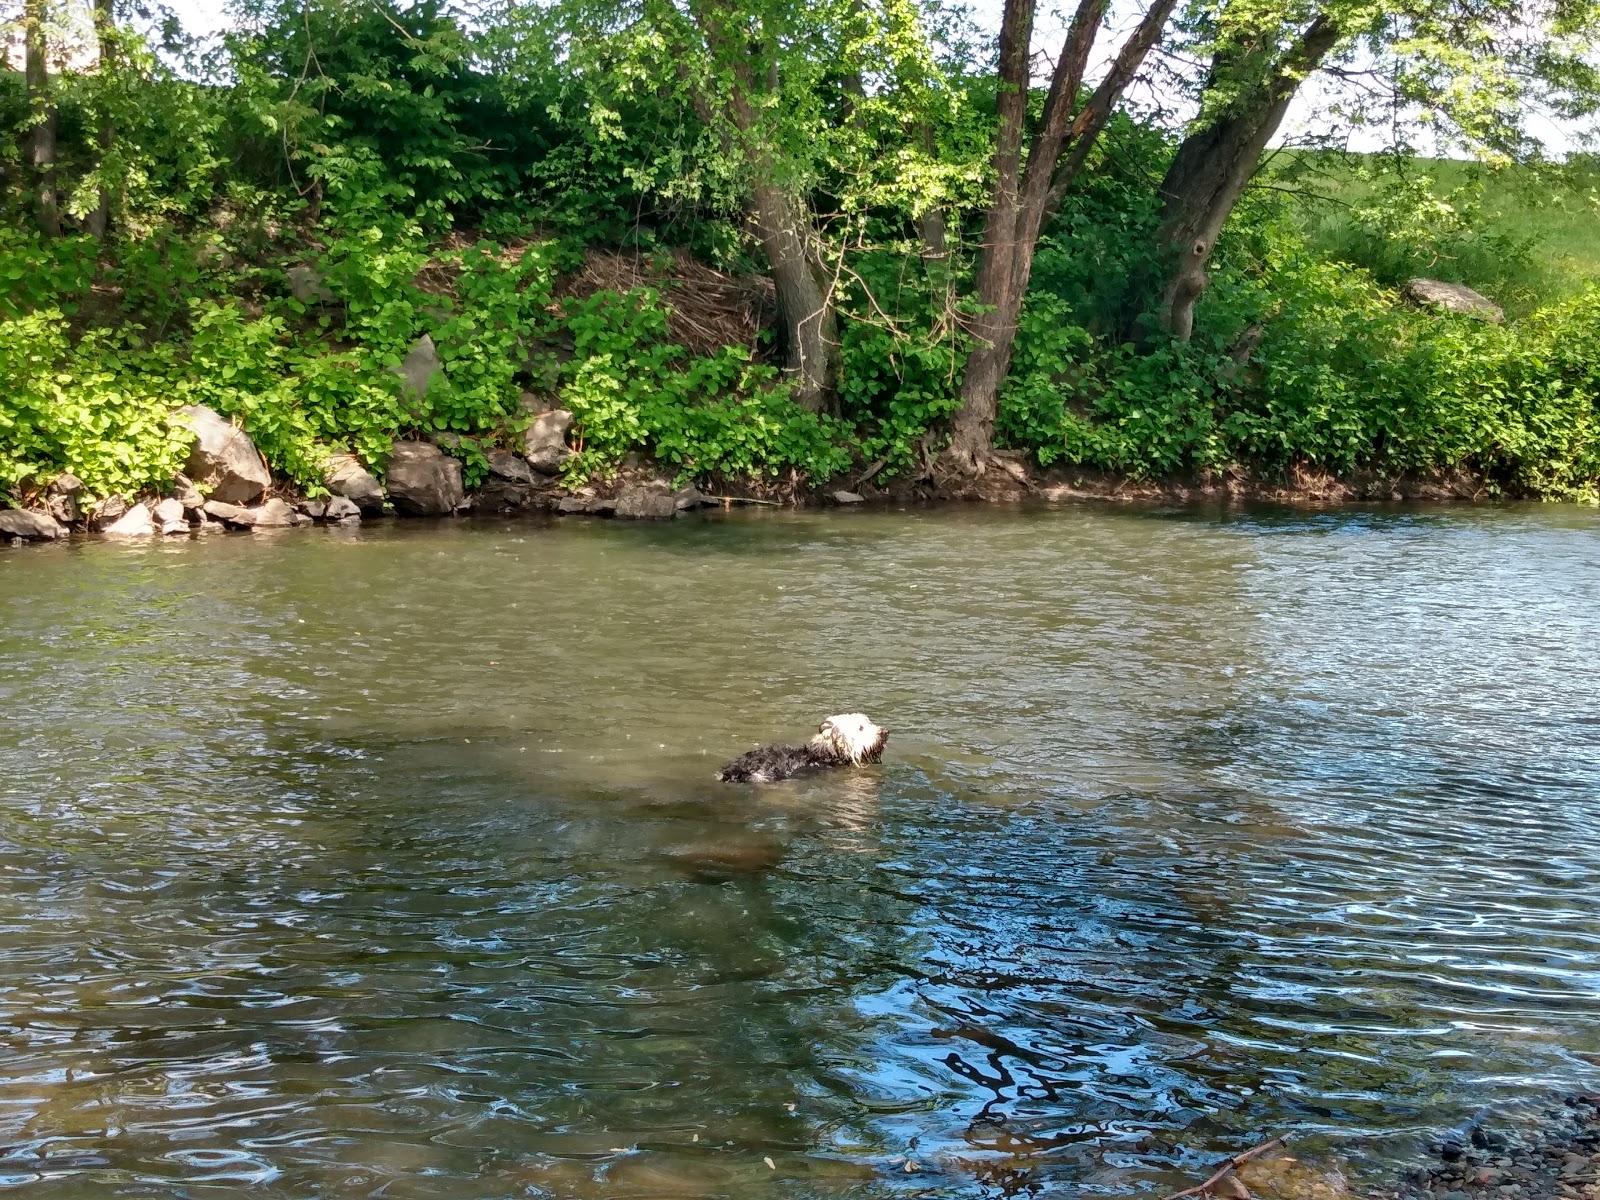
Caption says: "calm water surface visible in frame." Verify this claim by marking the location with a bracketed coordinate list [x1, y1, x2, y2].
[2, 503, 1598, 1198]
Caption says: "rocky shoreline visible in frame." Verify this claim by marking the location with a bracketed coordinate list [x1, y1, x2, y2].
[0, 401, 744, 547]
[0, 400, 1520, 548]
[1177, 1095, 1600, 1200]
[1375, 1094, 1600, 1200]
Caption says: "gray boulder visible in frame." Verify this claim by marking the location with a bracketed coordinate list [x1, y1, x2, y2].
[673, 486, 710, 511]
[615, 483, 678, 520]
[152, 497, 189, 535]
[523, 407, 574, 474]
[322, 495, 361, 523]
[179, 405, 271, 505]
[398, 334, 442, 401]
[487, 448, 536, 485]
[286, 264, 334, 304]
[172, 473, 205, 516]
[252, 498, 300, 527]
[202, 500, 257, 529]
[386, 441, 464, 516]
[46, 472, 85, 525]
[1403, 278, 1505, 323]
[90, 495, 129, 529]
[0, 509, 66, 541]
[102, 503, 156, 537]
[323, 453, 386, 513]
[832, 490, 865, 505]
[475, 449, 539, 512]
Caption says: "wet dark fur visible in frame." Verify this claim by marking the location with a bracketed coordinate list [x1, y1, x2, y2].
[716, 742, 853, 784]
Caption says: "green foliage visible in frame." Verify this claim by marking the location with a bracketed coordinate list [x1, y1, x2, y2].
[837, 251, 966, 473]
[560, 289, 853, 483]
[982, 180, 1600, 498]
[0, 313, 191, 497]
[0, 230, 97, 320]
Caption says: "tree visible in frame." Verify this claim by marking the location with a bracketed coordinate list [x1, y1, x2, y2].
[686, 0, 842, 412]
[87, 0, 115, 237]
[943, 0, 1180, 473]
[23, 0, 60, 236]
[1146, 0, 1600, 342]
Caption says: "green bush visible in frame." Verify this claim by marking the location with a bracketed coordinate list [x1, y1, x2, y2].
[0, 313, 191, 497]
[560, 289, 853, 483]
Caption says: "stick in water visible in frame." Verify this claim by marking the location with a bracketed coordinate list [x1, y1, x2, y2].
[1165, 1136, 1289, 1200]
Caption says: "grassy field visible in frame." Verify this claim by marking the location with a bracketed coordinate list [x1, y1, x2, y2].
[1266, 150, 1600, 313]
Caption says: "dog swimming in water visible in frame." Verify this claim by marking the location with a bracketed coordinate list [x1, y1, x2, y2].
[716, 713, 889, 783]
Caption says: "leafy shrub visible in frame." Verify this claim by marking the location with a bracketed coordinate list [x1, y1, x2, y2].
[0, 313, 191, 498]
[0, 230, 98, 320]
[560, 289, 853, 483]
[837, 250, 965, 473]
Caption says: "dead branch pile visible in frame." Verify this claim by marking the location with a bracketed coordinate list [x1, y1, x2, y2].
[563, 248, 775, 356]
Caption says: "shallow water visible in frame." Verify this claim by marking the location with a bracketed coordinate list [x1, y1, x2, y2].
[2, 503, 1599, 1198]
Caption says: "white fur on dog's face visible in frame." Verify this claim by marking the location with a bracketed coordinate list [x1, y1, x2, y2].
[811, 712, 889, 765]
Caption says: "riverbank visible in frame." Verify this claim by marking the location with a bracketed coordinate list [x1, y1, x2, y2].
[1165, 1095, 1600, 1200]
[0, 402, 1527, 547]
[1378, 1093, 1600, 1200]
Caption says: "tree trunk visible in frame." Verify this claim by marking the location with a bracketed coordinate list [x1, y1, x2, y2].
[24, 0, 60, 237]
[915, 122, 948, 272]
[749, 181, 839, 413]
[88, 0, 116, 239]
[944, 0, 1035, 470]
[946, 0, 1178, 470]
[1153, 13, 1343, 341]
[687, 0, 840, 412]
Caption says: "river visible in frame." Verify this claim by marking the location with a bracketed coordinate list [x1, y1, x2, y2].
[2, 503, 1598, 1198]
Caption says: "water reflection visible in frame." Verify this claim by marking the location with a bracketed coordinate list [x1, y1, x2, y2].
[1, 503, 1598, 1197]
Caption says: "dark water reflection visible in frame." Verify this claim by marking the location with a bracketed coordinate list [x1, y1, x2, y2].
[2, 503, 1598, 1198]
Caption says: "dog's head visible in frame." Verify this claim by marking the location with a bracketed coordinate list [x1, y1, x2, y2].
[812, 713, 889, 765]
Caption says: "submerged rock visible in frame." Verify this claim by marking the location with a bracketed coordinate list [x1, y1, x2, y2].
[179, 404, 271, 505]
[0, 508, 66, 541]
[323, 453, 386, 513]
[102, 503, 156, 537]
[1403, 278, 1505, 323]
[386, 441, 465, 516]
[152, 497, 189, 535]
[615, 483, 678, 520]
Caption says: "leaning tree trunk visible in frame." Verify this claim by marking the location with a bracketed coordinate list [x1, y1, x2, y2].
[24, 0, 60, 237]
[1153, 13, 1342, 341]
[946, 0, 1179, 471]
[88, 0, 116, 239]
[749, 180, 839, 413]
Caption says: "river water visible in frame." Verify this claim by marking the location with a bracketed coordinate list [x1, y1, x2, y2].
[2, 503, 1598, 1198]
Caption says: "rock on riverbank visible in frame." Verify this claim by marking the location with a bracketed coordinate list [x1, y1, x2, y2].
[1377, 1094, 1600, 1200]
